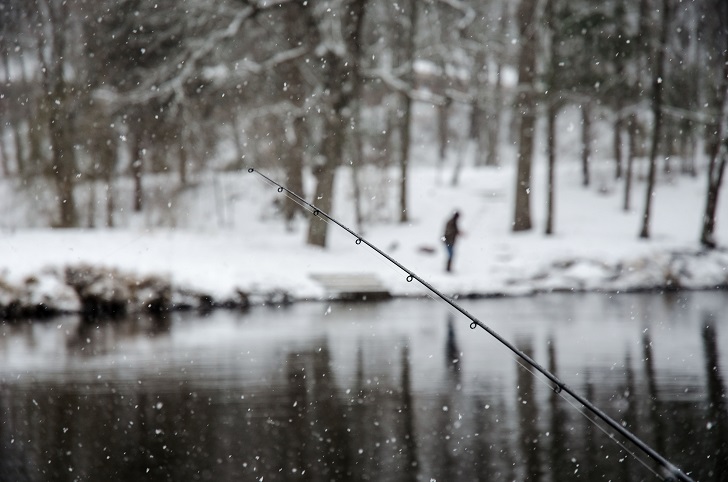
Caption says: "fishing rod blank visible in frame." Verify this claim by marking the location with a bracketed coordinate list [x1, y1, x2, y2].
[248, 167, 695, 482]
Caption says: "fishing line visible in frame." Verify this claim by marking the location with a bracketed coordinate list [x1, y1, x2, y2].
[437, 293, 667, 479]
[248, 167, 695, 482]
[259, 169, 667, 479]
[555, 381, 664, 480]
[439, 298, 664, 479]
[508, 348, 664, 479]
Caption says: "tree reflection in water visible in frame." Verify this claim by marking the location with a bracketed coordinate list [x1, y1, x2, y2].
[0, 292, 726, 481]
[702, 317, 728, 482]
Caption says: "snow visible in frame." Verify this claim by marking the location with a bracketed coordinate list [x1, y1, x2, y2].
[1, 157, 726, 315]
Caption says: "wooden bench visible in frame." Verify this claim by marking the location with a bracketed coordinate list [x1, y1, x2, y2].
[309, 273, 391, 301]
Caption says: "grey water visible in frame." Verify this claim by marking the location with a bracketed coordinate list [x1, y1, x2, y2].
[1, 291, 727, 482]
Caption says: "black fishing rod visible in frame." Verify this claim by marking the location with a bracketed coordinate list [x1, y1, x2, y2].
[248, 167, 695, 482]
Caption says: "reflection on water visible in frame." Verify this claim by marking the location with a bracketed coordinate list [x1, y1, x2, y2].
[702, 317, 728, 482]
[1, 291, 727, 481]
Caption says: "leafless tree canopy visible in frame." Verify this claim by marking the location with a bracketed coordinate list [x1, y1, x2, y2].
[0, 0, 725, 246]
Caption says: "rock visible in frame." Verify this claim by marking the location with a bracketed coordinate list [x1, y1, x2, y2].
[0, 270, 80, 319]
[131, 275, 172, 314]
[65, 265, 131, 319]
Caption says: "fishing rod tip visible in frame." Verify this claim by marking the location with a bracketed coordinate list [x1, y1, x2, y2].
[659, 463, 694, 482]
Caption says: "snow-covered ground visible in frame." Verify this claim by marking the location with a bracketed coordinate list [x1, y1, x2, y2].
[1, 157, 726, 316]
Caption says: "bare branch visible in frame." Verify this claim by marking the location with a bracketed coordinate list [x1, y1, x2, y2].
[435, 0, 476, 31]
[363, 67, 473, 106]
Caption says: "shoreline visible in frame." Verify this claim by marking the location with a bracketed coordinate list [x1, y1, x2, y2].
[3, 247, 727, 322]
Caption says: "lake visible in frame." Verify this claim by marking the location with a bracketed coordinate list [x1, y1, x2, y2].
[1, 291, 727, 481]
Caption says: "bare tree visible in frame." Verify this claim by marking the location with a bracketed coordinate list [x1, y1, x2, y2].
[623, 113, 638, 211]
[700, 0, 728, 249]
[278, 1, 313, 227]
[486, 5, 510, 168]
[611, 0, 629, 181]
[38, 0, 79, 227]
[512, 0, 539, 232]
[464, 1, 504, 168]
[581, 101, 593, 187]
[544, 0, 559, 235]
[306, 0, 369, 247]
[395, 0, 418, 224]
[639, 0, 671, 239]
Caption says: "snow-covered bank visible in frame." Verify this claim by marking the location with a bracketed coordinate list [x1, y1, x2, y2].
[1, 247, 726, 320]
[1, 164, 727, 319]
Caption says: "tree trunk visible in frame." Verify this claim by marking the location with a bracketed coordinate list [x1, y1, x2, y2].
[680, 120, 697, 176]
[613, 0, 627, 180]
[700, 157, 726, 248]
[545, 104, 557, 235]
[13, 124, 26, 177]
[132, 134, 144, 213]
[178, 144, 188, 186]
[306, 115, 352, 248]
[106, 181, 115, 228]
[42, 0, 78, 228]
[349, 101, 365, 233]
[306, 126, 341, 247]
[639, 0, 670, 239]
[280, 1, 309, 228]
[639, 116, 659, 238]
[437, 97, 451, 170]
[283, 115, 306, 227]
[307, 0, 367, 247]
[485, 10, 508, 168]
[0, 132, 7, 177]
[398, 93, 412, 224]
[613, 108, 624, 180]
[700, 1, 728, 248]
[512, 0, 538, 232]
[472, 103, 487, 167]
[48, 106, 78, 228]
[485, 92, 501, 167]
[469, 50, 487, 167]
[87, 182, 96, 228]
[581, 101, 592, 187]
[469, 58, 486, 167]
[28, 100, 47, 175]
[513, 109, 536, 232]
[232, 114, 246, 164]
[637, 0, 653, 90]
[544, 0, 557, 236]
[624, 113, 637, 212]
[347, 0, 367, 234]
[663, 132, 674, 175]
[398, 0, 417, 223]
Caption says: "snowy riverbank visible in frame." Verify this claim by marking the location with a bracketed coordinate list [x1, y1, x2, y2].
[2, 164, 727, 319]
[2, 244, 727, 320]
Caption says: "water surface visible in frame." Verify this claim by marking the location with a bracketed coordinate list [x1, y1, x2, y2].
[1, 291, 727, 481]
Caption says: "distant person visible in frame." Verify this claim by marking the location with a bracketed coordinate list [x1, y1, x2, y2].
[442, 211, 461, 272]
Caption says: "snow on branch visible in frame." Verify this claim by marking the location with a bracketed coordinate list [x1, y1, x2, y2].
[203, 46, 309, 87]
[435, 0, 476, 31]
[107, 0, 301, 108]
[363, 67, 472, 106]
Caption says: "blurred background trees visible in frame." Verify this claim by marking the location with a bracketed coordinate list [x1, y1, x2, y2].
[0, 0, 725, 247]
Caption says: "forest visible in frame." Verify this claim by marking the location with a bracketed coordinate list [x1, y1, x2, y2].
[0, 0, 726, 248]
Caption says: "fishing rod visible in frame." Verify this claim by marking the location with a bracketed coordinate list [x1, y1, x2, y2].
[248, 167, 695, 482]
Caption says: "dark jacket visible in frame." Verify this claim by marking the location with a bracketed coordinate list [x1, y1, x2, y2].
[443, 212, 460, 247]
